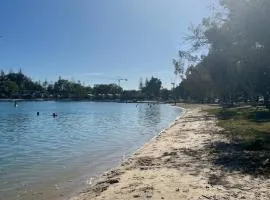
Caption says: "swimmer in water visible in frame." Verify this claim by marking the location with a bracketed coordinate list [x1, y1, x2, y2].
[52, 113, 57, 117]
[37, 112, 40, 116]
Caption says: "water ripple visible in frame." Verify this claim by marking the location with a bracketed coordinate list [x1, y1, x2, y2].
[0, 102, 182, 200]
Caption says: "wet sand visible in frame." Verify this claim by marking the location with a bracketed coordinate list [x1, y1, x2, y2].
[70, 104, 270, 200]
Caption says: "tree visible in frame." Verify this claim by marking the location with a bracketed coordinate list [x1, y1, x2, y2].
[52, 79, 92, 99]
[0, 70, 44, 98]
[160, 88, 171, 101]
[139, 78, 144, 91]
[0, 70, 5, 81]
[93, 84, 123, 96]
[3, 80, 19, 96]
[174, 0, 270, 107]
[42, 80, 48, 89]
[141, 77, 162, 100]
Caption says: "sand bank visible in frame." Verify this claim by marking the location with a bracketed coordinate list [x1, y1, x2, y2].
[70, 104, 270, 200]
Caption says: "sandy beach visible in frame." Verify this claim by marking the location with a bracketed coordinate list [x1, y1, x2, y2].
[70, 104, 270, 200]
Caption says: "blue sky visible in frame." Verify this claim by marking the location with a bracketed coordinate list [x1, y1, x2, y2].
[0, 0, 212, 89]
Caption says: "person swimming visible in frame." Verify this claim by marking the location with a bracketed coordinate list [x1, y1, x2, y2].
[52, 113, 58, 117]
[37, 112, 40, 116]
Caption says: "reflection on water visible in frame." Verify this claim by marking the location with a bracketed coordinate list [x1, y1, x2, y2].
[0, 102, 182, 200]
[138, 104, 161, 128]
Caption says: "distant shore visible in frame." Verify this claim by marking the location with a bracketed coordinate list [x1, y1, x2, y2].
[0, 98, 175, 104]
[0, 98, 45, 102]
[70, 104, 270, 200]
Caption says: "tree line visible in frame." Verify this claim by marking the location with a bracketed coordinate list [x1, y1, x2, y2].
[0, 70, 173, 101]
[174, 0, 270, 108]
[122, 77, 172, 101]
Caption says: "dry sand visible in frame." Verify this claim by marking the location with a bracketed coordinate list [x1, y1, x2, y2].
[70, 104, 270, 200]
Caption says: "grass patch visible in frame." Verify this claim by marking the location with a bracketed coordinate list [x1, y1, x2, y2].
[204, 106, 270, 177]
[206, 106, 270, 151]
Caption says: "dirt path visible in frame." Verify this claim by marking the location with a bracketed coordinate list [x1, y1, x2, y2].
[70, 105, 270, 200]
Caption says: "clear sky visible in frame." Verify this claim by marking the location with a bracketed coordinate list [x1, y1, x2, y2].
[0, 0, 212, 89]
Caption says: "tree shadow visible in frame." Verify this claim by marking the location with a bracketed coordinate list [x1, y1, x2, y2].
[209, 139, 270, 178]
[213, 107, 270, 122]
[247, 110, 270, 122]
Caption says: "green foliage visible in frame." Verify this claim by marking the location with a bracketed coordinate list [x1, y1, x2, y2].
[141, 77, 162, 100]
[0, 72, 169, 101]
[0, 70, 42, 98]
[52, 79, 92, 99]
[176, 0, 270, 107]
[93, 84, 122, 96]
[0, 70, 93, 99]
[160, 88, 171, 101]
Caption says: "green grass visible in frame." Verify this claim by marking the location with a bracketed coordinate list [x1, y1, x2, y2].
[206, 106, 270, 151]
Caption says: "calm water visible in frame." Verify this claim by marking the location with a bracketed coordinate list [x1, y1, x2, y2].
[0, 101, 182, 200]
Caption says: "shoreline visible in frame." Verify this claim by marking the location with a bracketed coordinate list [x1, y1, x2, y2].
[69, 104, 200, 200]
[69, 104, 270, 200]
[64, 105, 184, 200]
